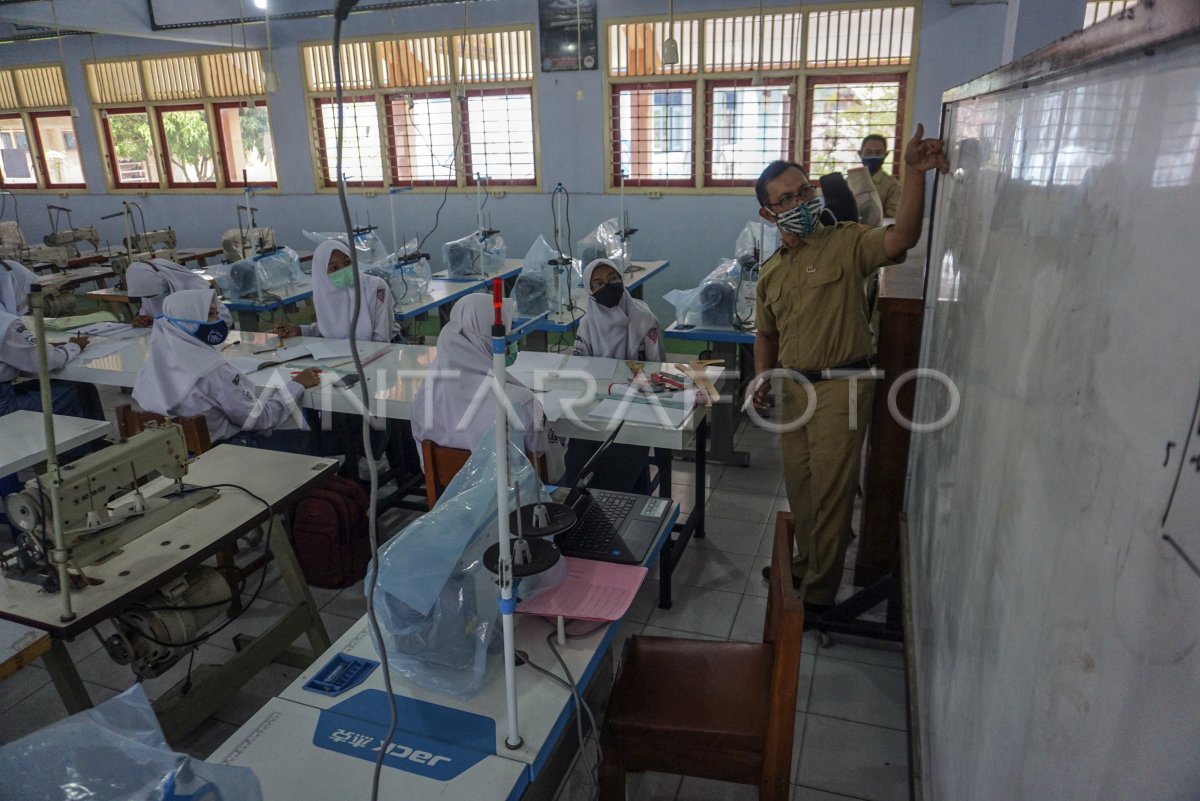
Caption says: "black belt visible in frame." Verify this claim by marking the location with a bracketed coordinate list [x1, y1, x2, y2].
[790, 358, 873, 384]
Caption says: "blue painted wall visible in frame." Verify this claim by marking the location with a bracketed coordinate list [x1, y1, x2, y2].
[1, 0, 1077, 320]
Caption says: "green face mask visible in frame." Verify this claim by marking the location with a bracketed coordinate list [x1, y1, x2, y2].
[505, 342, 518, 367]
[328, 266, 356, 290]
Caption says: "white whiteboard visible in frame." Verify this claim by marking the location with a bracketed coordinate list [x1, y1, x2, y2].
[906, 15, 1200, 801]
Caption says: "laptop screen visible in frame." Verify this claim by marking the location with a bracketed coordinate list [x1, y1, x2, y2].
[563, 420, 625, 507]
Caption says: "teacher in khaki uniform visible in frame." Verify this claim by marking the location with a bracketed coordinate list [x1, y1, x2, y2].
[750, 124, 949, 615]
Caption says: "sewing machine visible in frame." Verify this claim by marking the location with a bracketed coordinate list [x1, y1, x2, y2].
[124, 227, 177, 259]
[3, 423, 218, 580]
[222, 225, 276, 262]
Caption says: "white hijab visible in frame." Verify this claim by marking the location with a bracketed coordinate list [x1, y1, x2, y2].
[127, 258, 219, 320]
[576, 258, 662, 359]
[311, 238, 379, 340]
[412, 294, 537, 452]
[0, 259, 37, 338]
[132, 288, 228, 414]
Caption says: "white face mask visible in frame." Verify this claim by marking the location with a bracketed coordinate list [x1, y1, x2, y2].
[775, 196, 825, 237]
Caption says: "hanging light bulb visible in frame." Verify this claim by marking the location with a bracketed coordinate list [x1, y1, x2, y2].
[662, 0, 680, 66]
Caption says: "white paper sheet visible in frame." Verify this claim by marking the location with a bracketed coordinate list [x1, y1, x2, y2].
[562, 356, 622, 380]
[73, 340, 135, 362]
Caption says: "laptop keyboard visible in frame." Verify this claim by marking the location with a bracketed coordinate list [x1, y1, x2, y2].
[560, 492, 636, 555]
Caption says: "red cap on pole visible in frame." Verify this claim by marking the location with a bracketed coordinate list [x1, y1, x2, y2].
[492, 277, 503, 326]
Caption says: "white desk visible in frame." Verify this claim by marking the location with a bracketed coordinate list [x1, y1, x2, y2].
[0, 445, 339, 739]
[395, 278, 486, 323]
[0, 411, 112, 475]
[431, 257, 524, 283]
[211, 503, 679, 800]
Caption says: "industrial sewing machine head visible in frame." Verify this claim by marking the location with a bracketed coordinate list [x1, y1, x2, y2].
[124, 227, 177, 259]
[42, 225, 100, 257]
[2, 423, 218, 586]
[222, 226, 276, 262]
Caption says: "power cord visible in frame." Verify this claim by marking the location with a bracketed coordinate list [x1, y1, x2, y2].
[333, 12, 396, 801]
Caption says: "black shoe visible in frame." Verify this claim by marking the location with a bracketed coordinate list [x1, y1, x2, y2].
[802, 602, 832, 630]
[760, 565, 803, 589]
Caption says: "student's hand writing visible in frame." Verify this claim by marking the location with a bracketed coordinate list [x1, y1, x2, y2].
[273, 322, 301, 339]
[903, 123, 951, 175]
[131, 315, 153, 328]
[69, 335, 90, 350]
[291, 367, 322, 389]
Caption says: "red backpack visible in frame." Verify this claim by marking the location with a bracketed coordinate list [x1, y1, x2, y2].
[286, 475, 372, 589]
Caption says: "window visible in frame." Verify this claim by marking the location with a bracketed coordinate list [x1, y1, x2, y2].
[86, 50, 277, 191]
[805, 76, 904, 176]
[313, 96, 385, 187]
[607, 6, 916, 191]
[301, 25, 537, 191]
[0, 65, 86, 190]
[1083, 1, 1136, 27]
[213, 102, 277, 187]
[101, 108, 160, 188]
[612, 83, 695, 185]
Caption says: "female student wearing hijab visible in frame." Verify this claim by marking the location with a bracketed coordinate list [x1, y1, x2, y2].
[562, 258, 665, 493]
[126, 257, 230, 328]
[132, 288, 321, 452]
[0, 259, 103, 419]
[272, 239, 398, 343]
[411, 293, 545, 465]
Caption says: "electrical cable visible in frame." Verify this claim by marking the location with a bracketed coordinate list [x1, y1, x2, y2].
[544, 623, 603, 794]
[333, 13, 396, 801]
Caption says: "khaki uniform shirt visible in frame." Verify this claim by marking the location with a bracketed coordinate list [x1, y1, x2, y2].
[872, 169, 902, 217]
[756, 222, 897, 371]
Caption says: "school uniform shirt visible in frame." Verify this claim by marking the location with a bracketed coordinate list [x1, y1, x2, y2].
[871, 169, 902, 218]
[411, 294, 546, 466]
[133, 289, 305, 443]
[125, 258, 214, 319]
[571, 258, 665, 361]
[0, 260, 80, 382]
[298, 239, 396, 342]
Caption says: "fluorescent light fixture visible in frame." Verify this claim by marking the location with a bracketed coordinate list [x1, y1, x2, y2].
[253, 0, 268, 9]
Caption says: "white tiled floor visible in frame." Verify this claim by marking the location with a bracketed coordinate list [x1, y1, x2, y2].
[2, 401, 909, 801]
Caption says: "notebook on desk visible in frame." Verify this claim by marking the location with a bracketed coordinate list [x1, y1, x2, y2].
[554, 422, 673, 565]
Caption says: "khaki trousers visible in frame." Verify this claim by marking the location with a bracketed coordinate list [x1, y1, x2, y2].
[779, 376, 874, 606]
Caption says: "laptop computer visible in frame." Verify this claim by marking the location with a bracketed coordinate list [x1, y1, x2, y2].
[554, 422, 674, 565]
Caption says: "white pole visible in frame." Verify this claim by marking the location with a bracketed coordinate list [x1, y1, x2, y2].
[389, 188, 399, 253]
[490, 279, 522, 750]
[618, 171, 629, 272]
[476, 173, 484, 236]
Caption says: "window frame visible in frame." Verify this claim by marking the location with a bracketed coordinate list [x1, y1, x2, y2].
[27, 110, 86, 190]
[462, 85, 538, 188]
[703, 77, 797, 188]
[86, 51, 278, 194]
[610, 80, 698, 188]
[311, 95, 388, 190]
[383, 90, 458, 188]
[300, 25, 541, 194]
[604, 3, 919, 194]
[155, 103, 219, 190]
[803, 71, 908, 180]
[0, 112, 39, 189]
[100, 106, 162, 190]
[212, 100, 279, 189]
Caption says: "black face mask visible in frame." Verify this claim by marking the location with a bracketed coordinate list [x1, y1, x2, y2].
[593, 282, 624, 309]
[194, 319, 229, 346]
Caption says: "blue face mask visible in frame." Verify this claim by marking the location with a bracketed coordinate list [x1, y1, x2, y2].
[194, 319, 229, 346]
[861, 156, 886, 174]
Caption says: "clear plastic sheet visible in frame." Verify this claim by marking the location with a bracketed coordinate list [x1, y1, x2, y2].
[664, 258, 750, 329]
[734, 219, 779, 267]
[210, 246, 304, 299]
[0, 684, 263, 801]
[513, 235, 558, 316]
[575, 217, 628, 267]
[368, 427, 565, 697]
[442, 230, 506, 277]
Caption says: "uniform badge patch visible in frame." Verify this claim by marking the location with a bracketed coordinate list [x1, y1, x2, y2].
[377, 287, 386, 303]
[648, 327, 658, 342]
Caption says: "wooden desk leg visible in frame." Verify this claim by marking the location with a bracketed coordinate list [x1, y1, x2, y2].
[43, 638, 93, 714]
[269, 518, 332, 660]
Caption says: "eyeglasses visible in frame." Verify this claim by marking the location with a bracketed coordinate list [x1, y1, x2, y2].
[768, 184, 817, 210]
[590, 275, 623, 292]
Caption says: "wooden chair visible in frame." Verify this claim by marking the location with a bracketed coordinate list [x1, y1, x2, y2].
[115, 404, 212, 456]
[421, 440, 548, 508]
[598, 512, 806, 801]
